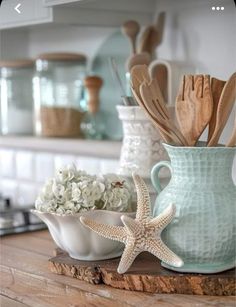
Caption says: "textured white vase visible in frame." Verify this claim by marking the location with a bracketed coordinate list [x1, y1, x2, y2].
[117, 105, 168, 179]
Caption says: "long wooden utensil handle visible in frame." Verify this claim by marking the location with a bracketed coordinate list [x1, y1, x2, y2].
[226, 116, 236, 147]
[208, 72, 236, 146]
[207, 77, 226, 143]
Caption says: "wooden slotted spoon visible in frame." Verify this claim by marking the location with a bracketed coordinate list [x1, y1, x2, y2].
[140, 79, 188, 146]
[130, 65, 177, 144]
[176, 74, 213, 146]
[208, 72, 236, 146]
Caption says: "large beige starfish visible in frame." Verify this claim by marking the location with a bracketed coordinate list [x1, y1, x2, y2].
[80, 173, 183, 274]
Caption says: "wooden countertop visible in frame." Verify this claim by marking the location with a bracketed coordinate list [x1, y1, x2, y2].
[0, 230, 235, 307]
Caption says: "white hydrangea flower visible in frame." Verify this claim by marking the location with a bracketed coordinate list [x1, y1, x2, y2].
[35, 165, 132, 214]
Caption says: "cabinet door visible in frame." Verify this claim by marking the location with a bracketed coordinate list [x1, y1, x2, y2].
[0, 0, 52, 29]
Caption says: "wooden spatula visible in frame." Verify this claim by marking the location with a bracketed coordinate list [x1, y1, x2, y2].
[176, 74, 213, 146]
[130, 66, 175, 144]
[208, 72, 236, 146]
[140, 79, 187, 146]
[207, 77, 226, 143]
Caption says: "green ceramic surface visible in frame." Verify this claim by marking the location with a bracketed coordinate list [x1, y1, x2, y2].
[92, 31, 129, 140]
[151, 144, 236, 273]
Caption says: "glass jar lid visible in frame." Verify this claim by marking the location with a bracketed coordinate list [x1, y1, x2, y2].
[36, 52, 87, 64]
[0, 59, 34, 68]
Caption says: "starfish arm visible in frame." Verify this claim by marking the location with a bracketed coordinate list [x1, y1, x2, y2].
[121, 215, 140, 235]
[149, 204, 176, 230]
[132, 173, 151, 221]
[80, 216, 127, 243]
[147, 238, 184, 268]
[117, 243, 141, 274]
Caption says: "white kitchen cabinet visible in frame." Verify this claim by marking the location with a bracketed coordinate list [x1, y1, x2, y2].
[0, 0, 53, 29]
[0, 0, 155, 29]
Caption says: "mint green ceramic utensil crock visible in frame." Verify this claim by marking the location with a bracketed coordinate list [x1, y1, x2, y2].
[151, 143, 236, 273]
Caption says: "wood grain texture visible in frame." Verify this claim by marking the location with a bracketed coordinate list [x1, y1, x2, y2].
[49, 249, 236, 296]
[176, 75, 213, 146]
[207, 77, 226, 142]
[1, 230, 235, 307]
[0, 295, 28, 307]
[208, 72, 236, 146]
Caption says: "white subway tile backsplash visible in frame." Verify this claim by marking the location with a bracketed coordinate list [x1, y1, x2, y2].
[35, 153, 54, 183]
[17, 183, 37, 207]
[54, 155, 77, 170]
[100, 159, 119, 174]
[76, 157, 100, 175]
[0, 149, 15, 178]
[0, 147, 121, 207]
[16, 151, 34, 181]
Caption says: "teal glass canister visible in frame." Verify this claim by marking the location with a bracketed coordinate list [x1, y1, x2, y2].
[151, 143, 236, 273]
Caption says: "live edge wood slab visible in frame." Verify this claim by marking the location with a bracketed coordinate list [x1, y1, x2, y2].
[49, 249, 236, 296]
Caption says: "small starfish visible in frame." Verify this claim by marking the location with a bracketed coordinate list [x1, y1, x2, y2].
[80, 173, 183, 274]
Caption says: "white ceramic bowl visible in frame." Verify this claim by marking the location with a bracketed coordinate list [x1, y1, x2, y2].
[31, 209, 135, 261]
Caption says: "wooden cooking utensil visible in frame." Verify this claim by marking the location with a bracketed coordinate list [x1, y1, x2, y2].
[121, 20, 140, 54]
[126, 52, 151, 72]
[84, 76, 103, 114]
[138, 26, 152, 54]
[208, 72, 236, 146]
[130, 65, 174, 143]
[226, 115, 236, 147]
[130, 65, 185, 145]
[138, 12, 165, 57]
[140, 79, 188, 146]
[207, 77, 226, 142]
[138, 26, 158, 56]
[154, 12, 166, 47]
[176, 74, 213, 146]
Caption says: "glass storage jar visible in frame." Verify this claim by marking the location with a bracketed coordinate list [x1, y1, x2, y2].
[0, 60, 34, 135]
[34, 53, 87, 137]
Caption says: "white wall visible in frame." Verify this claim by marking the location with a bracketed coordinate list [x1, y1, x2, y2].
[155, 0, 236, 79]
[28, 26, 115, 67]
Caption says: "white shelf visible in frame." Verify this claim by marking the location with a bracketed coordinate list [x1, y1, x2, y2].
[0, 136, 122, 159]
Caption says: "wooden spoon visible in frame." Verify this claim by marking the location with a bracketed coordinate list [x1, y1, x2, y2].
[121, 20, 140, 54]
[226, 115, 236, 147]
[176, 74, 213, 146]
[208, 72, 236, 146]
[207, 77, 226, 143]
